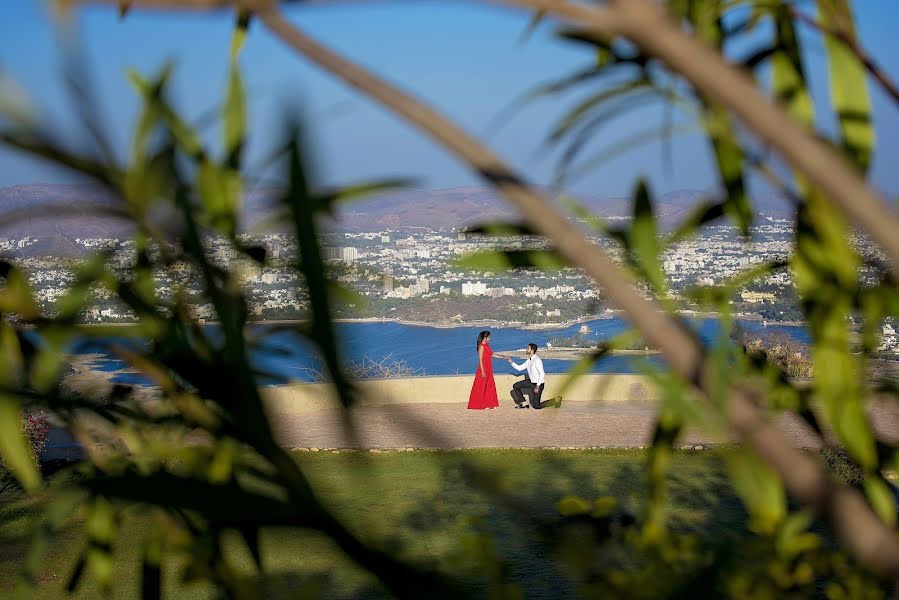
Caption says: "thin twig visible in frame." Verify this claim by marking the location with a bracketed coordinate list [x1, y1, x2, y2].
[791, 6, 899, 106]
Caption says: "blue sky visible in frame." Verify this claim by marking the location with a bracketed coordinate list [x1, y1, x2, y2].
[1, 0, 899, 199]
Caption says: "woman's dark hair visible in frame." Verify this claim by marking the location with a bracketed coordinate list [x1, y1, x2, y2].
[477, 331, 491, 351]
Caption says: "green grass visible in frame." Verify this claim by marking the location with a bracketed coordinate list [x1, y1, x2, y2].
[0, 448, 868, 598]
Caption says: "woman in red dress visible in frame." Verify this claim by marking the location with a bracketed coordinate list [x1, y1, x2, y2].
[468, 331, 501, 410]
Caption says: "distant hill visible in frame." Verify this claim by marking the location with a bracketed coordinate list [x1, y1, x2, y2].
[0, 182, 795, 254]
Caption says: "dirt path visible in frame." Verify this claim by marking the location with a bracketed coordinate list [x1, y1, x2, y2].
[269, 401, 849, 450]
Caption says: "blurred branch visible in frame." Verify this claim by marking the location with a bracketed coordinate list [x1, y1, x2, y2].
[791, 6, 899, 105]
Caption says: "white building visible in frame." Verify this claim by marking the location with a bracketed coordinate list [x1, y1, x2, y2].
[462, 281, 488, 296]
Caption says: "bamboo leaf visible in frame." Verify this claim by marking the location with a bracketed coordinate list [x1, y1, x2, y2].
[315, 178, 414, 213]
[18, 492, 84, 597]
[665, 200, 726, 246]
[463, 222, 539, 237]
[703, 105, 752, 234]
[453, 249, 567, 272]
[558, 496, 591, 516]
[518, 8, 546, 44]
[0, 70, 37, 127]
[560, 195, 612, 236]
[554, 348, 609, 400]
[231, 11, 251, 60]
[85, 497, 117, 592]
[222, 64, 246, 168]
[206, 438, 237, 484]
[197, 161, 241, 236]
[817, 0, 874, 171]
[771, 6, 814, 129]
[0, 393, 40, 492]
[0, 323, 24, 387]
[564, 122, 695, 185]
[864, 477, 897, 526]
[282, 131, 356, 409]
[30, 327, 73, 393]
[549, 78, 651, 143]
[628, 179, 667, 295]
[0, 260, 41, 319]
[724, 449, 786, 534]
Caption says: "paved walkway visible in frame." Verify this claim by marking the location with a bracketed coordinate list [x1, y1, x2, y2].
[269, 400, 893, 450]
[44, 399, 899, 456]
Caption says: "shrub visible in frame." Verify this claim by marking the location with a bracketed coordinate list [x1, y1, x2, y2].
[301, 355, 427, 382]
[0, 411, 49, 493]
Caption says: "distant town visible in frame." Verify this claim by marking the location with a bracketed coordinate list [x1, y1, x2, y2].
[2, 213, 896, 352]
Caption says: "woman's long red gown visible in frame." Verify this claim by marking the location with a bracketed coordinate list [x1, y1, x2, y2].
[468, 342, 499, 409]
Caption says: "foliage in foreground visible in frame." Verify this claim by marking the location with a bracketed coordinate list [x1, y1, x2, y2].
[0, 0, 898, 598]
[0, 449, 888, 599]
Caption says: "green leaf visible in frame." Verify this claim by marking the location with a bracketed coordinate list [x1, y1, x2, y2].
[0, 393, 40, 492]
[55, 253, 112, 319]
[328, 281, 366, 307]
[553, 90, 670, 183]
[554, 348, 609, 400]
[771, 5, 814, 129]
[86, 496, 117, 544]
[793, 191, 871, 467]
[0, 261, 41, 319]
[518, 8, 546, 44]
[665, 200, 726, 247]
[775, 511, 821, 559]
[129, 68, 206, 161]
[703, 104, 752, 235]
[231, 10, 251, 60]
[549, 78, 652, 143]
[453, 249, 567, 272]
[863, 477, 897, 526]
[558, 496, 591, 516]
[817, 0, 874, 171]
[30, 327, 72, 394]
[17, 491, 84, 597]
[0, 70, 37, 127]
[222, 65, 245, 168]
[463, 222, 539, 237]
[684, 0, 754, 234]
[560, 195, 611, 235]
[724, 448, 786, 534]
[282, 131, 356, 409]
[314, 178, 414, 213]
[564, 121, 696, 185]
[628, 179, 667, 295]
[686, 260, 787, 307]
[0, 323, 24, 387]
[197, 161, 241, 236]
[206, 438, 237, 484]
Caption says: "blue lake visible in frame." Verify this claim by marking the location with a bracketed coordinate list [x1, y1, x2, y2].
[67, 317, 809, 386]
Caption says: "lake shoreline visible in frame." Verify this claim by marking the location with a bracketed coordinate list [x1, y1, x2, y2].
[74, 311, 806, 331]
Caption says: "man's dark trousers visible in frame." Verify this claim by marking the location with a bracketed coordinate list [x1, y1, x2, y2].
[511, 377, 544, 409]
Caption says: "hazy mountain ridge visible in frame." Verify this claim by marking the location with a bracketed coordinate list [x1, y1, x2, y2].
[0, 183, 794, 255]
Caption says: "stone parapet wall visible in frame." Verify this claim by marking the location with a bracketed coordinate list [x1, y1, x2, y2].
[262, 374, 660, 415]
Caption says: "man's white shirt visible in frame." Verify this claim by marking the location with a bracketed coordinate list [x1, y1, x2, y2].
[510, 354, 545, 386]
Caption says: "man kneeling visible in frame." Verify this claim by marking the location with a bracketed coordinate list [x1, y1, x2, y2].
[506, 344, 562, 409]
